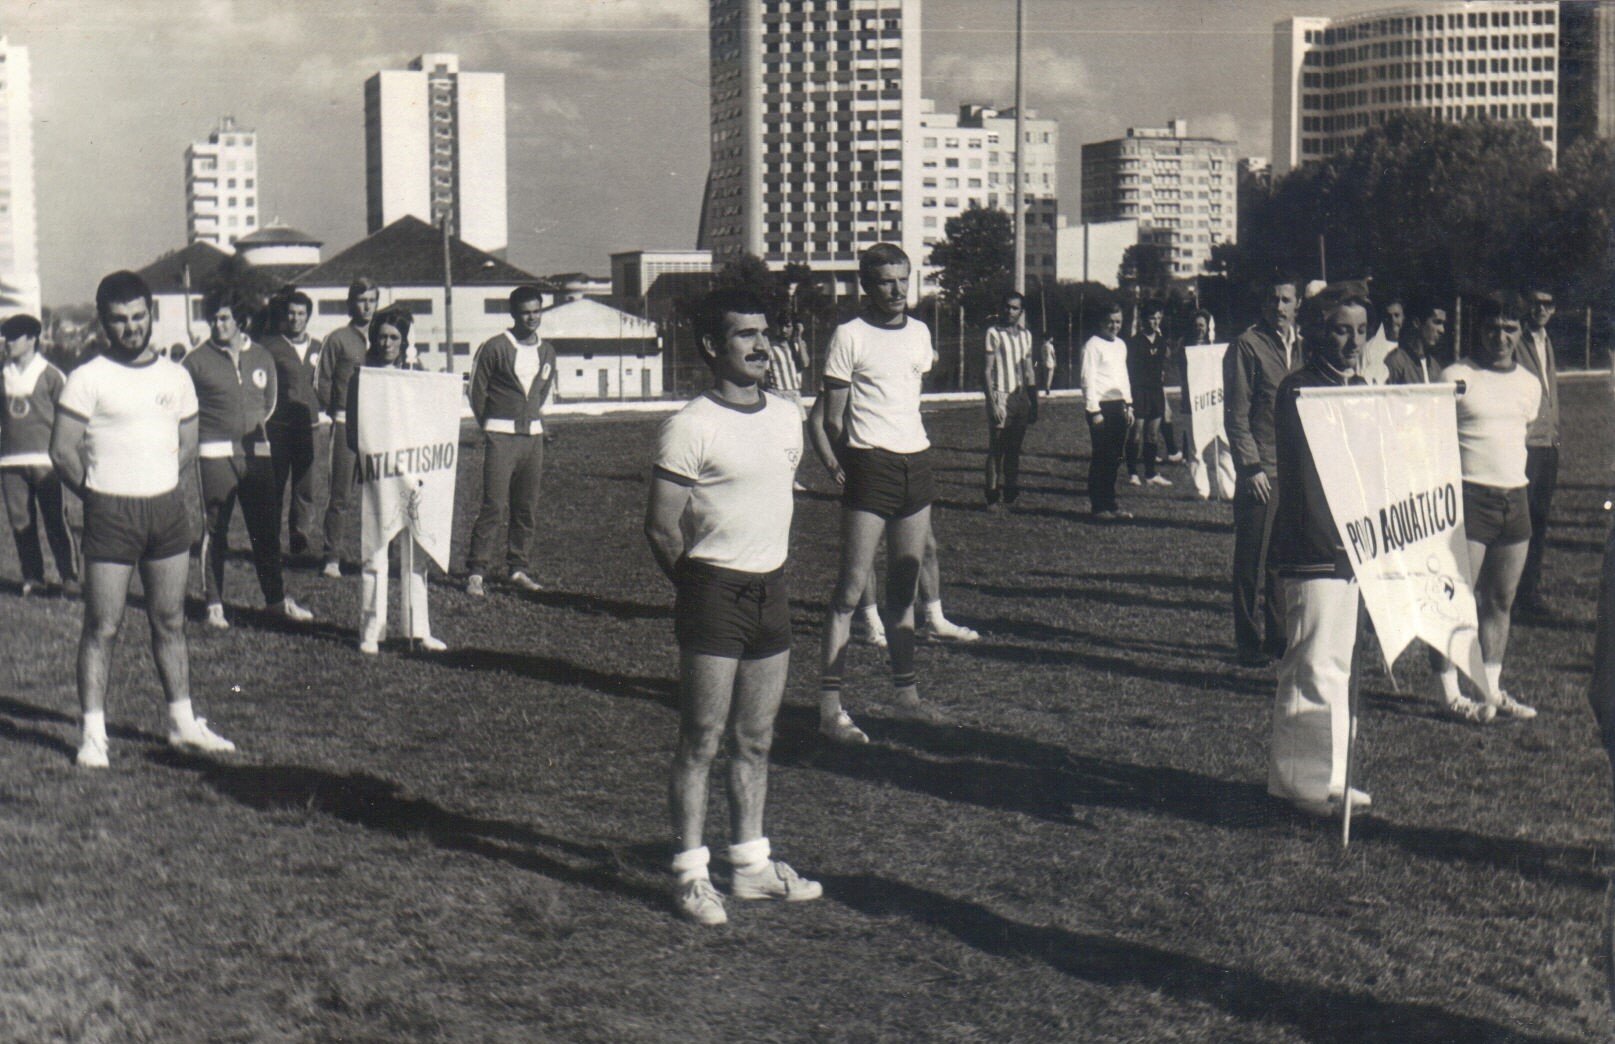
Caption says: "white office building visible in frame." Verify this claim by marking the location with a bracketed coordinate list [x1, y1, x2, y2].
[185, 116, 259, 253]
[365, 53, 508, 256]
[0, 37, 40, 317]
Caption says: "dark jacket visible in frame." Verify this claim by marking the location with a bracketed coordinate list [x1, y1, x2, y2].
[468, 331, 558, 435]
[263, 333, 324, 433]
[1383, 346, 1438, 386]
[1514, 327, 1559, 448]
[1223, 322, 1299, 479]
[183, 339, 276, 453]
[1125, 332, 1168, 394]
[1271, 361, 1362, 578]
[316, 324, 369, 421]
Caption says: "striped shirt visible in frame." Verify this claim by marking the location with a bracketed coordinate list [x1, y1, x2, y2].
[764, 338, 802, 393]
[984, 325, 1034, 397]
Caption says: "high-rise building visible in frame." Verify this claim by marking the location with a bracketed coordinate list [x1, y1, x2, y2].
[1273, 2, 1567, 176]
[1081, 120, 1237, 279]
[365, 53, 507, 256]
[185, 116, 259, 253]
[917, 102, 1060, 287]
[0, 37, 40, 315]
[1559, 0, 1615, 152]
[701, 0, 925, 294]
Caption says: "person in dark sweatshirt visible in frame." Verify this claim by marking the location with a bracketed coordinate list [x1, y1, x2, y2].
[1, 313, 78, 594]
[314, 276, 378, 578]
[262, 290, 325, 557]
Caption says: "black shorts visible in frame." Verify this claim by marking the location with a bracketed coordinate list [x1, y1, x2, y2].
[1463, 482, 1531, 547]
[1133, 385, 1166, 421]
[82, 487, 195, 565]
[674, 560, 792, 660]
[841, 446, 935, 520]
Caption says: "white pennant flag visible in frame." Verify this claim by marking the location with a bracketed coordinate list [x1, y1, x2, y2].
[1183, 342, 1236, 501]
[1295, 383, 1491, 698]
[356, 368, 463, 571]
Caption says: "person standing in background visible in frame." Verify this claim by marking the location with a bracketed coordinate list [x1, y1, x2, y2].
[1513, 284, 1560, 618]
[314, 277, 378, 579]
[262, 290, 325, 558]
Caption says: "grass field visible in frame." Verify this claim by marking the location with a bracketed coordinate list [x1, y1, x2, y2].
[2, 380, 1612, 1042]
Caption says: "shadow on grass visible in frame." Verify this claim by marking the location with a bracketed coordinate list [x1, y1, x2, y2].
[511, 587, 672, 622]
[823, 872, 1561, 1044]
[431, 647, 678, 709]
[993, 504, 1232, 535]
[0, 696, 165, 757]
[151, 750, 670, 912]
[952, 578, 1226, 618]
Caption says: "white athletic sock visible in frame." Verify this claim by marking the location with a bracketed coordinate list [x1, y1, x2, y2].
[1438, 666, 1463, 703]
[925, 599, 948, 628]
[671, 845, 711, 885]
[1484, 662, 1503, 696]
[168, 699, 197, 731]
[727, 837, 771, 875]
[859, 604, 883, 629]
[819, 677, 844, 723]
[82, 710, 107, 746]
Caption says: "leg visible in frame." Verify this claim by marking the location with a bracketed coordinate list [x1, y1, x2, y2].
[670, 650, 740, 853]
[819, 507, 886, 730]
[985, 419, 1004, 503]
[466, 432, 517, 580]
[1142, 417, 1162, 479]
[1474, 537, 1528, 673]
[1001, 412, 1028, 502]
[1087, 414, 1113, 513]
[884, 506, 931, 709]
[78, 558, 136, 717]
[198, 459, 239, 608]
[35, 471, 79, 583]
[1231, 488, 1267, 659]
[323, 421, 357, 567]
[1125, 412, 1142, 478]
[2, 470, 45, 585]
[1518, 446, 1557, 608]
[726, 650, 789, 844]
[403, 536, 433, 640]
[504, 435, 545, 577]
[238, 457, 287, 606]
[1269, 576, 1359, 806]
[359, 538, 391, 647]
[138, 551, 193, 706]
[288, 427, 321, 553]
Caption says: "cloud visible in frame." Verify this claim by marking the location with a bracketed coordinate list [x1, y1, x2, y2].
[434, 0, 703, 30]
[925, 47, 1096, 109]
[1189, 112, 1272, 155]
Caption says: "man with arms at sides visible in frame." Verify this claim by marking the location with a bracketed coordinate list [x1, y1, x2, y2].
[1513, 283, 1560, 618]
[262, 290, 325, 558]
[1, 313, 78, 595]
[1080, 303, 1134, 519]
[465, 285, 557, 597]
[52, 272, 236, 768]
[1267, 285, 1372, 817]
[817, 244, 947, 744]
[983, 291, 1039, 510]
[1224, 276, 1300, 667]
[645, 289, 822, 926]
[314, 277, 379, 579]
[1383, 294, 1446, 387]
[185, 291, 312, 629]
[1125, 299, 1172, 488]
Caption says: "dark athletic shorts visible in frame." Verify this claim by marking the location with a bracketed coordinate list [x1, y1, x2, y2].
[841, 446, 935, 520]
[82, 486, 195, 565]
[1463, 481, 1531, 547]
[674, 559, 792, 660]
[1133, 385, 1166, 422]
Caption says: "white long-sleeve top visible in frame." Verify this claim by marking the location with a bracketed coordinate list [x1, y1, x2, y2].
[1080, 334, 1132, 411]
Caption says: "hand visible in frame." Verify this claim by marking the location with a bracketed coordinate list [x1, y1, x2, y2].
[1088, 411, 1103, 427]
[1242, 471, 1272, 504]
[1123, 405, 1135, 428]
[831, 465, 846, 487]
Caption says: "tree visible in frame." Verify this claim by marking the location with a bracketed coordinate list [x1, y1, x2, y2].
[1118, 242, 1172, 294]
[928, 207, 1014, 318]
[711, 253, 786, 319]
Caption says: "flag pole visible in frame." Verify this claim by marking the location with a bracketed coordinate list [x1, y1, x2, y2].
[1012, 0, 1026, 296]
[402, 528, 415, 653]
[1342, 594, 1364, 849]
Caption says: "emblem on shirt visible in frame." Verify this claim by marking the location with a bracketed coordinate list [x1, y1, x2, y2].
[8, 397, 27, 418]
[252, 368, 269, 389]
[157, 390, 180, 410]
[540, 363, 551, 381]
[785, 447, 801, 468]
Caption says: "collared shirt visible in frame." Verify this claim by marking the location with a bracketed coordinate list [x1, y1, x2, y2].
[1223, 321, 1300, 478]
[985, 324, 1034, 398]
[1516, 326, 1559, 447]
[183, 339, 277, 457]
[1080, 334, 1131, 408]
[1, 354, 66, 467]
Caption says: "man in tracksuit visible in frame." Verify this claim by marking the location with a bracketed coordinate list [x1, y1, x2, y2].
[313, 277, 378, 579]
[1, 313, 78, 594]
[184, 291, 312, 628]
[262, 290, 324, 557]
[465, 285, 557, 596]
[1223, 277, 1300, 668]
[1514, 283, 1560, 617]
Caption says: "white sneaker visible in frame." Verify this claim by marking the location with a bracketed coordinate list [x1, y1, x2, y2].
[1292, 787, 1371, 818]
[359, 639, 380, 656]
[891, 691, 949, 724]
[820, 710, 870, 745]
[204, 604, 229, 630]
[466, 574, 486, 597]
[1128, 474, 1142, 486]
[731, 860, 823, 902]
[1146, 474, 1173, 487]
[1443, 694, 1496, 724]
[857, 618, 888, 649]
[1496, 690, 1537, 720]
[508, 571, 544, 593]
[169, 717, 236, 754]
[322, 560, 343, 580]
[417, 636, 447, 652]
[928, 618, 980, 643]
[675, 877, 728, 926]
[274, 597, 314, 622]
[76, 734, 109, 769]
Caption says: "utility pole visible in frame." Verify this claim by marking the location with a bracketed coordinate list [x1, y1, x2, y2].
[441, 215, 455, 374]
[1012, 0, 1027, 295]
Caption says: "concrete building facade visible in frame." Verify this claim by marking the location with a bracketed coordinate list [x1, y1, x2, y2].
[365, 53, 508, 255]
[0, 37, 40, 317]
[185, 116, 259, 253]
[1273, 2, 1565, 175]
[1054, 219, 1140, 288]
[1081, 120, 1237, 278]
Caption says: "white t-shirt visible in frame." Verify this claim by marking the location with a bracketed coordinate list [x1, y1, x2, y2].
[822, 316, 933, 454]
[508, 331, 542, 392]
[654, 391, 803, 574]
[1080, 334, 1132, 408]
[1443, 359, 1539, 489]
[57, 354, 198, 496]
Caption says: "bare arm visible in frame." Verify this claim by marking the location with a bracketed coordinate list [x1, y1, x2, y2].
[49, 411, 89, 498]
[805, 395, 844, 484]
[644, 473, 695, 582]
[820, 383, 852, 448]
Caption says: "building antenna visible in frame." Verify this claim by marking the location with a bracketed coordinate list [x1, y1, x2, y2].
[1012, 0, 1027, 295]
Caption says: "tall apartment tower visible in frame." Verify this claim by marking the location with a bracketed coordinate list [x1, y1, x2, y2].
[1559, 0, 1615, 152]
[1273, 2, 1566, 176]
[0, 37, 41, 315]
[701, 0, 925, 292]
[185, 117, 259, 253]
[1081, 120, 1237, 279]
[916, 102, 1060, 287]
[365, 53, 507, 256]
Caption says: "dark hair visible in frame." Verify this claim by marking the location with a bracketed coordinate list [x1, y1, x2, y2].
[1521, 281, 1555, 302]
[1192, 308, 1213, 325]
[1474, 291, 1527, 326]
[202, 286, 248, 322]
[1, 313, 43, 341]
[347, 277, 379, 304]
[1266, 273, 1301, 295]
[509, 285, 544, 314]
[1403, 292, 1444, 326]
[1002, 291, 1024, 309]
[285, 290, 313, 313]
[858, 242, 910, 284]
[365, 306, 414, 367]
[1140, 299, 1165, 320]
[94, 271, 153, 321]
[693, 289, 767, 364]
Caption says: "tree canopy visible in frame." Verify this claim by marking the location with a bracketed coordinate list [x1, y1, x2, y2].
[927, 207, 1015, 317]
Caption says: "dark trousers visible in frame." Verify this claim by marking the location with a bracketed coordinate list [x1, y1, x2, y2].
[1232, 480, 1283, 658]
[2, 466, 78, 584]
[467, 431, 546, 577]
[985, 389, 1031, 503]
[323, 420, 358, 563]
[1518, 445, 1558, 605]
[1086, 400, 1129, 513]
[200, 455, 285, 606]
[271, 424, 326, 554]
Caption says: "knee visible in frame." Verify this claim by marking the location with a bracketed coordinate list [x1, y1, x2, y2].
[676, 723, 725, 767]
[82, 610, 120, 645]
[731, 723, 774, 764]
[148, 604, 186, 640]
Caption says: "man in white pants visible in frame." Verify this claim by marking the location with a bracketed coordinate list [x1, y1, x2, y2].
[646, 289, 822, 926]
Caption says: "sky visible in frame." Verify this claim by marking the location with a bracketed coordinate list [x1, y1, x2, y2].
[9, 0, 1356, 304]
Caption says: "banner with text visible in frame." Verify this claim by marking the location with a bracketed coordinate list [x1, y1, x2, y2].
[1295, 384, 1490, 697]
[357, 368, 462, 571]
[1183, 342, 1236, 501]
